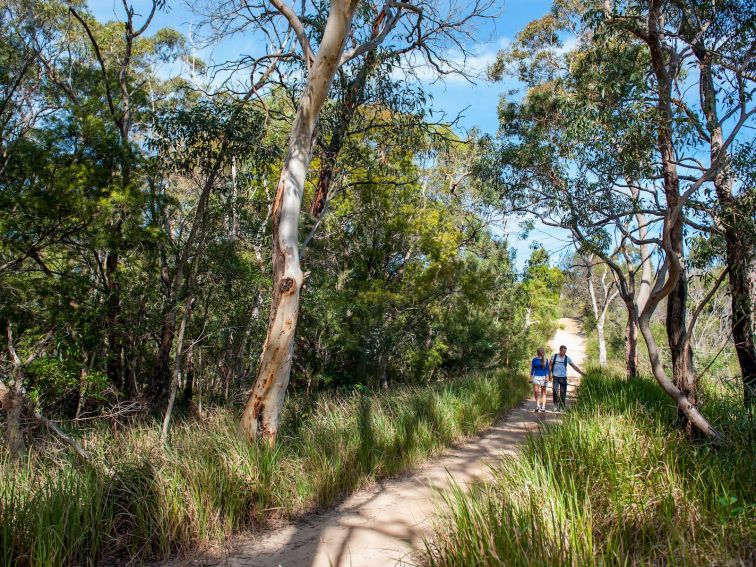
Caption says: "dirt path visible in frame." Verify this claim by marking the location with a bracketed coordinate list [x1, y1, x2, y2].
[197, 318, 586, 567]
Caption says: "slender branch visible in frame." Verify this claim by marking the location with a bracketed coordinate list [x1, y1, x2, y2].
[69, 8, 119, 125]
[269, 0, 315, 69]
[686, 266, 730, 339]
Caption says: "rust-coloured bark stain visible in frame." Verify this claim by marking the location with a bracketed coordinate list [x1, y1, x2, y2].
[279, 277, 296, 294]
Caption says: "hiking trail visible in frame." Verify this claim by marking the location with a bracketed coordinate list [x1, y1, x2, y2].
[179, 318, 586, 567]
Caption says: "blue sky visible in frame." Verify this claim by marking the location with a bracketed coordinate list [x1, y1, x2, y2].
[90, 0, 553, 135]
[89, 0, 571, 268]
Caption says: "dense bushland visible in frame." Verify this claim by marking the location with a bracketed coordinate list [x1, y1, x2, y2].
[0, 1, 560, 440]
[426, 371, 755, 566]
[0, 370, 528, 566]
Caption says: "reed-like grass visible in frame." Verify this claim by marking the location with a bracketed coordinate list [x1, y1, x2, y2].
[426, 371, 755, 566]
[0, 370, 528, 566]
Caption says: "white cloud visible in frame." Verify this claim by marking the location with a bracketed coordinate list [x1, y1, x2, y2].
[391, 36, 511, 86]
[554, 35, 578, 55]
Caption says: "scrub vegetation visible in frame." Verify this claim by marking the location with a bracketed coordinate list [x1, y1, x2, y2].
[2, 371, 528, 566]
[1, 0, 754, 565]
[426, 371, 755, 567]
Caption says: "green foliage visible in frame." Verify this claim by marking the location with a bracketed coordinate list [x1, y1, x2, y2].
[426, 370, 756, 566]
[523, 247, 565, 350]
[25, 358, 112, 416]
[0, 370, 528, 566]
[0, 1, 543, 413]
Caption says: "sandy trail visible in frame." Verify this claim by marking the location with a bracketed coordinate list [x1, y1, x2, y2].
[190, 318, 586, 567]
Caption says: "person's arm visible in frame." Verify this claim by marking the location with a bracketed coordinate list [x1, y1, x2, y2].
[530, 359, 535, 377]
[569, 358, 586, 376]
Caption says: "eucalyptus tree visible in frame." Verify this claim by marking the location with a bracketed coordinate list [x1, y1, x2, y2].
[199, 0, 495, 443]
[147, 97, 278, 407]
[481, 2, 657, 379]
[595, 0, 753, 437]
[481, 0, 753, 440]
[672, 0, 756, 405]
[1, 1, 202, 412]
[64, 0, 166, 391]
[0, 1, 91, 275]
[295, 126, 526, 391]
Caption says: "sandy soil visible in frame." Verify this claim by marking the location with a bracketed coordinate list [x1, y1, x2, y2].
[172, 318, 586, 567]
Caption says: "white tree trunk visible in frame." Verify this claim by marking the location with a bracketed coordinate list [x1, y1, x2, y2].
[588, 263, 615, 366]
[240, 0, 359, 443]
[597, 314, 607, 366]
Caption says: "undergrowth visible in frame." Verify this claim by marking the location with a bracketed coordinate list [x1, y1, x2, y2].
[426, 370, 755, 566]
[0, 370, 528, 566]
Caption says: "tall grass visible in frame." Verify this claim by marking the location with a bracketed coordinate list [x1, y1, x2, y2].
[0, 370, 528, 566]
[426, 371, 755, 566]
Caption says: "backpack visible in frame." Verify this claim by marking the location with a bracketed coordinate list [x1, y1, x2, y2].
[552, 354, 567, 368]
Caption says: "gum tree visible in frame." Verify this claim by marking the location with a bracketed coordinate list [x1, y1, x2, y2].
[482, 0, 753, 440]
[206, 0, 495, 443]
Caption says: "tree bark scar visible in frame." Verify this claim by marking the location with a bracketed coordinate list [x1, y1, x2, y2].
[272, 178, 286, 218]
[279, 277, 296, 294]
[252, 397, 264, 419]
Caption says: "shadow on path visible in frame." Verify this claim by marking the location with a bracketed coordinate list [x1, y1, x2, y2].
[181, 318, 586, 567]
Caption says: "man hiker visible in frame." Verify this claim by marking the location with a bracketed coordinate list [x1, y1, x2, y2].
[549, 345, 585, 411]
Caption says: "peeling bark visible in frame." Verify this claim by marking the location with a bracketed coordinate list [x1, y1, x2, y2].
[240, 0, 360, 444]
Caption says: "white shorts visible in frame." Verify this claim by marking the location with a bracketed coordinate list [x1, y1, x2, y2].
[532, 376, 548, 387]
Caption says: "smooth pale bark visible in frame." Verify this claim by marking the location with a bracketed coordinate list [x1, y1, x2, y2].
[240, 1, 360, 443]
[605, 1, 718, 439]
[627, 207, 653, 379]
[597, 314, 607, 365]
[639, 308, 722, 442]
[635, 212, 652, 313]
[588, 263, 618, 367]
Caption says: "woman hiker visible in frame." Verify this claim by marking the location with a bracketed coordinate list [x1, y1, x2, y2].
[530, 347, 550, 413]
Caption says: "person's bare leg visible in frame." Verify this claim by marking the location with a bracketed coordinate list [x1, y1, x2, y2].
[533, 385, 540, 410]
[540, 386, 547, 410]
